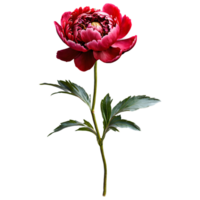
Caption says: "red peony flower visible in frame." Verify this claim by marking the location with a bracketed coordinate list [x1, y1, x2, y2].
[54, 3, 137, 71]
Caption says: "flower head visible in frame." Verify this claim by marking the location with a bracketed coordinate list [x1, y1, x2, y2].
[54, 3, 137, 71]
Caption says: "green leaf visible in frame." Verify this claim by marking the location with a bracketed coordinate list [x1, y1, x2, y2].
[38, 83, 75, 96]
[57, 79, 92, 110]
[52, 119, 84, 133]
[40, 83, 62, 90]
[102, 114, 122, 139]
[102, 120, 107, 133]
[46, 134, 51, 138]
[101, 94, 112, 129]
[111, 95, 160, 117]
[109, 115, 140, 131]
[50, 91, 74, 96]
[83, 120, 94, 129]
[109, 114, 122, 125]
[76, 127, 96, 135]
[48, 119, 96, 137]
[101, 126, 120, 140]
[108, 127, 119, 132]
[109, 115, 122, 124]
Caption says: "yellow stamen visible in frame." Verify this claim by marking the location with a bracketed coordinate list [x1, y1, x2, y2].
[91, 22, 101, 28]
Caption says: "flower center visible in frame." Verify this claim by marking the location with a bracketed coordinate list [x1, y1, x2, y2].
[66, 9, 117, 42]
[91, 22, 101, 28]
[91, 22, 103, 33]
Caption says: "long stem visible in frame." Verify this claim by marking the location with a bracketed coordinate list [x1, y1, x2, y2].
[90, 61, 107, 196]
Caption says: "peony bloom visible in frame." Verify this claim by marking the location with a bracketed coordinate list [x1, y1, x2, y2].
[54, 3, 137, 71]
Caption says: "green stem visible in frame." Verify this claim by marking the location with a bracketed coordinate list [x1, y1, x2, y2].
[90, 61, 107, 196]
[100, 144, 107, 196]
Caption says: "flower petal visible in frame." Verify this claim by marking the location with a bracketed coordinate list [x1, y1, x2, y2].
[102, 3, 122, 25]
[71, 5, 101, 21]
[112, 35, 137, 53]
[74, 51, 97, 71]
[53, 20, 63, 38]
[56, 48, 81, 62]
[85, 24, 120, 51]
[93, 47, 122, 63]
[67, 40, 88, 52]
[53, 20, 67, 46]
[93, 36, 136, 63]
[54, 20, 88, 52]
[80, 28, 102, 43]
[118, 15, 132, 40]
[61, 12, 71, 29]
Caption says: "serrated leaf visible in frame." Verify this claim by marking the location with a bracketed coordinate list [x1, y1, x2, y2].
[48, 119, 96, 137]
[40, 83, 62, 90]
[57, 79, 92, 110]
[83, 120, 94, 129]
[111, 95, 160, 117]
[109, 115, 140, 131]
[101, 94, 112, 129]
[52, 119, 84, 133]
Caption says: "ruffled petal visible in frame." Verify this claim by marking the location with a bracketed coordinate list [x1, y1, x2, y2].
[61, 12, 71, 29]
[93, 47, 121, 63]
[102, 3, 122, 25]
[72, 7, 97, 19]
[56, 48, 81, 62]
[53, 20, 67, 46]
[85, 24, 120, 51]
[53, 20, 64, 38]
[74, 51, 97, 71]
[112, 35, 137, 53]
[54, 20, 88, 52]
[67, 40, 88, 52]
[80, 28, 102, 43]
[118, 15, 132, 40]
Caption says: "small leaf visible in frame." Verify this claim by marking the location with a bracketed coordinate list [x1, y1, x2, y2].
[109, 119, 141, 132]
[74, 126, 90, 133]
[83, 120, 94, 129]
[76, 127, 96, 135]
[107, 126, 120, 133]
